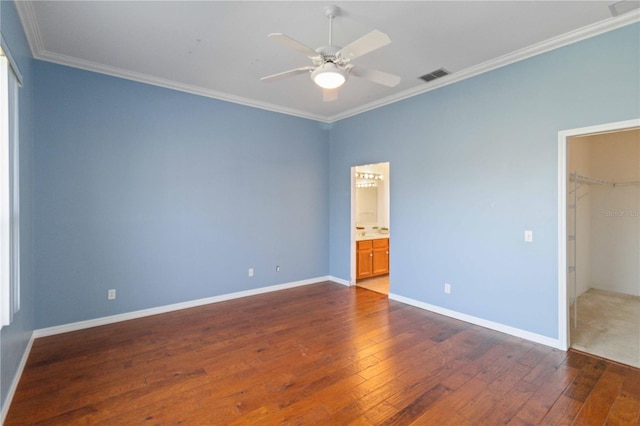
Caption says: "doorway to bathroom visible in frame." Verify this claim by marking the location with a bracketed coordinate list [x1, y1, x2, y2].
[351, 162, 390, 295]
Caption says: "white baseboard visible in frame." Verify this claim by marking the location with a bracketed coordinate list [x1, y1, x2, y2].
[329, 276, 350, 286]
[389, 293, 562, 350]
[34, 276, 333, 338]
[1, 331, 35, 424]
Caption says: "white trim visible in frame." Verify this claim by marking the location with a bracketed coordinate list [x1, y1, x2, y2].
[350, 166, 357, 286]
[33, 276, 332, 338]
[557, 130, 569, 351]
[14, 3, 639, 124]
[389, 293, 562, 349]
[13, 1, 43, 57]
[9, 68, 20, 318]
[0, 48, 21, 328]
[0, 36, 23, 86]
[1, 331, 35, 425]
[0, 54, 11, 327]
[556, 118, 640, 351]
[329, 276, 350, 286]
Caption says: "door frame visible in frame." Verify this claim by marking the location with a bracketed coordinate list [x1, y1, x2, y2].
[350, 166, 356, 285]
[557, 118, 640, 350]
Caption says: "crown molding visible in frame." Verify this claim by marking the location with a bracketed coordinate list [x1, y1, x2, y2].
[14, 3, 640, 124]
[35, 49, 329, 123]
[13, 1, 42, 57]
[327, 10, 640, 123]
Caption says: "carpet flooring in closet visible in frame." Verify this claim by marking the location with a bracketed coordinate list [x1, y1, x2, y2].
[571, 288, 640, 368]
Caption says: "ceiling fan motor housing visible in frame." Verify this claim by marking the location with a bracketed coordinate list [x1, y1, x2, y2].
[314, 45, 341, 65]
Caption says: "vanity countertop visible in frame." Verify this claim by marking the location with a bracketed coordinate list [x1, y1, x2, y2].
[355, 233, 389, 241]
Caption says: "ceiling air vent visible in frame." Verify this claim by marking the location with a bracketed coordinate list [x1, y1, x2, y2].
[419, 68, 450, 83]
[609, 0, 640, 16]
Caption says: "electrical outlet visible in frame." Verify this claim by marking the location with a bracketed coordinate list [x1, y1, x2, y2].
[444, 283, 451, 294]
[276, 266, 280, 272]
[248, 268, 254, 277]
[108, 289, 116, 300]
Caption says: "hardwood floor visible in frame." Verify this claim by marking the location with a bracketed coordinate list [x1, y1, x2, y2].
[7, 282, 640, 425]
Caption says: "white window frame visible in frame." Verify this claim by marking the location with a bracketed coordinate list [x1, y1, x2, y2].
[0, 38, 21, 328]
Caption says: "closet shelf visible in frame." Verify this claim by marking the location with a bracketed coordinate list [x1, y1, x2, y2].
[569, 173, 608, 185]
[569, 173, 639, 187]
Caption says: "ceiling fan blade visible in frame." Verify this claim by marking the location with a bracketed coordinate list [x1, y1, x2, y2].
[268, 33, 319, 58]
[322, 88, 338, 102]
[350, 67, 401, 87]
[261, 66, 315, 83]
[337, 30, 391, 61]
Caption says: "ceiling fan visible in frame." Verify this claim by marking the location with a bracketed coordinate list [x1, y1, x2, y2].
[261, 5, 401, 102]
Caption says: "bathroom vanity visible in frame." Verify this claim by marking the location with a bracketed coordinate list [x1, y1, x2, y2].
[356, 237, 389, 281]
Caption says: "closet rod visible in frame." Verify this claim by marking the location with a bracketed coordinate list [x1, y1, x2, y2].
[569, 173, 639, 187]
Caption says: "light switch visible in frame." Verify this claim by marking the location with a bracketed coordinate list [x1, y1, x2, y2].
[524, 230, 533, 242]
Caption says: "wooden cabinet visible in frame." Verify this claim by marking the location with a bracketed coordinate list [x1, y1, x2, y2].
[357, 241, 374, 280]
[372, 239, 389, 276]
[356, 238, 389, 281]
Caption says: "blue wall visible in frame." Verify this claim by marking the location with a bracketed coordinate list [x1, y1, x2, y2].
[329, 23, 640, 339]
[33, 62, 329, 328]
[0, 0, 36, 413]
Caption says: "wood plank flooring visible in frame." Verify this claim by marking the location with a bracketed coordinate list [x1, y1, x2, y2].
[6, 282, 640, 425]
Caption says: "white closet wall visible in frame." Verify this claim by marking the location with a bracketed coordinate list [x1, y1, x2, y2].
[588, 130, 640, 296]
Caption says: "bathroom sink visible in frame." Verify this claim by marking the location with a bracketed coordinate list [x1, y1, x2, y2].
[356, 232, 389, 240]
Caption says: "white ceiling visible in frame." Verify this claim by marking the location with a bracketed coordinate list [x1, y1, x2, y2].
[15, 1, 640, 122]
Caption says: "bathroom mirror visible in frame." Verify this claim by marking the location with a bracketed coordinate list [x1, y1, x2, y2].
[355, 162, 389, 229]
[356, 186, 378, 226]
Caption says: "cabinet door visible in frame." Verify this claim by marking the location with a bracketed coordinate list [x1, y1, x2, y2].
[372, 246, 389, 275]
[357, 248, 373, 279]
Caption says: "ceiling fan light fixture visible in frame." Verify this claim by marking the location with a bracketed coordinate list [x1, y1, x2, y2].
[311, 62, 347, 89]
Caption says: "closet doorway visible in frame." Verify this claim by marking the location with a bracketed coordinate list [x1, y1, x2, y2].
[351, 162, 390, 295]
[564, 124, 639, 367]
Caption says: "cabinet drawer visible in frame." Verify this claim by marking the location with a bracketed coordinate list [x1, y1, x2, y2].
[373, 238, 389, 249]
[357, 240, 373, 250]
